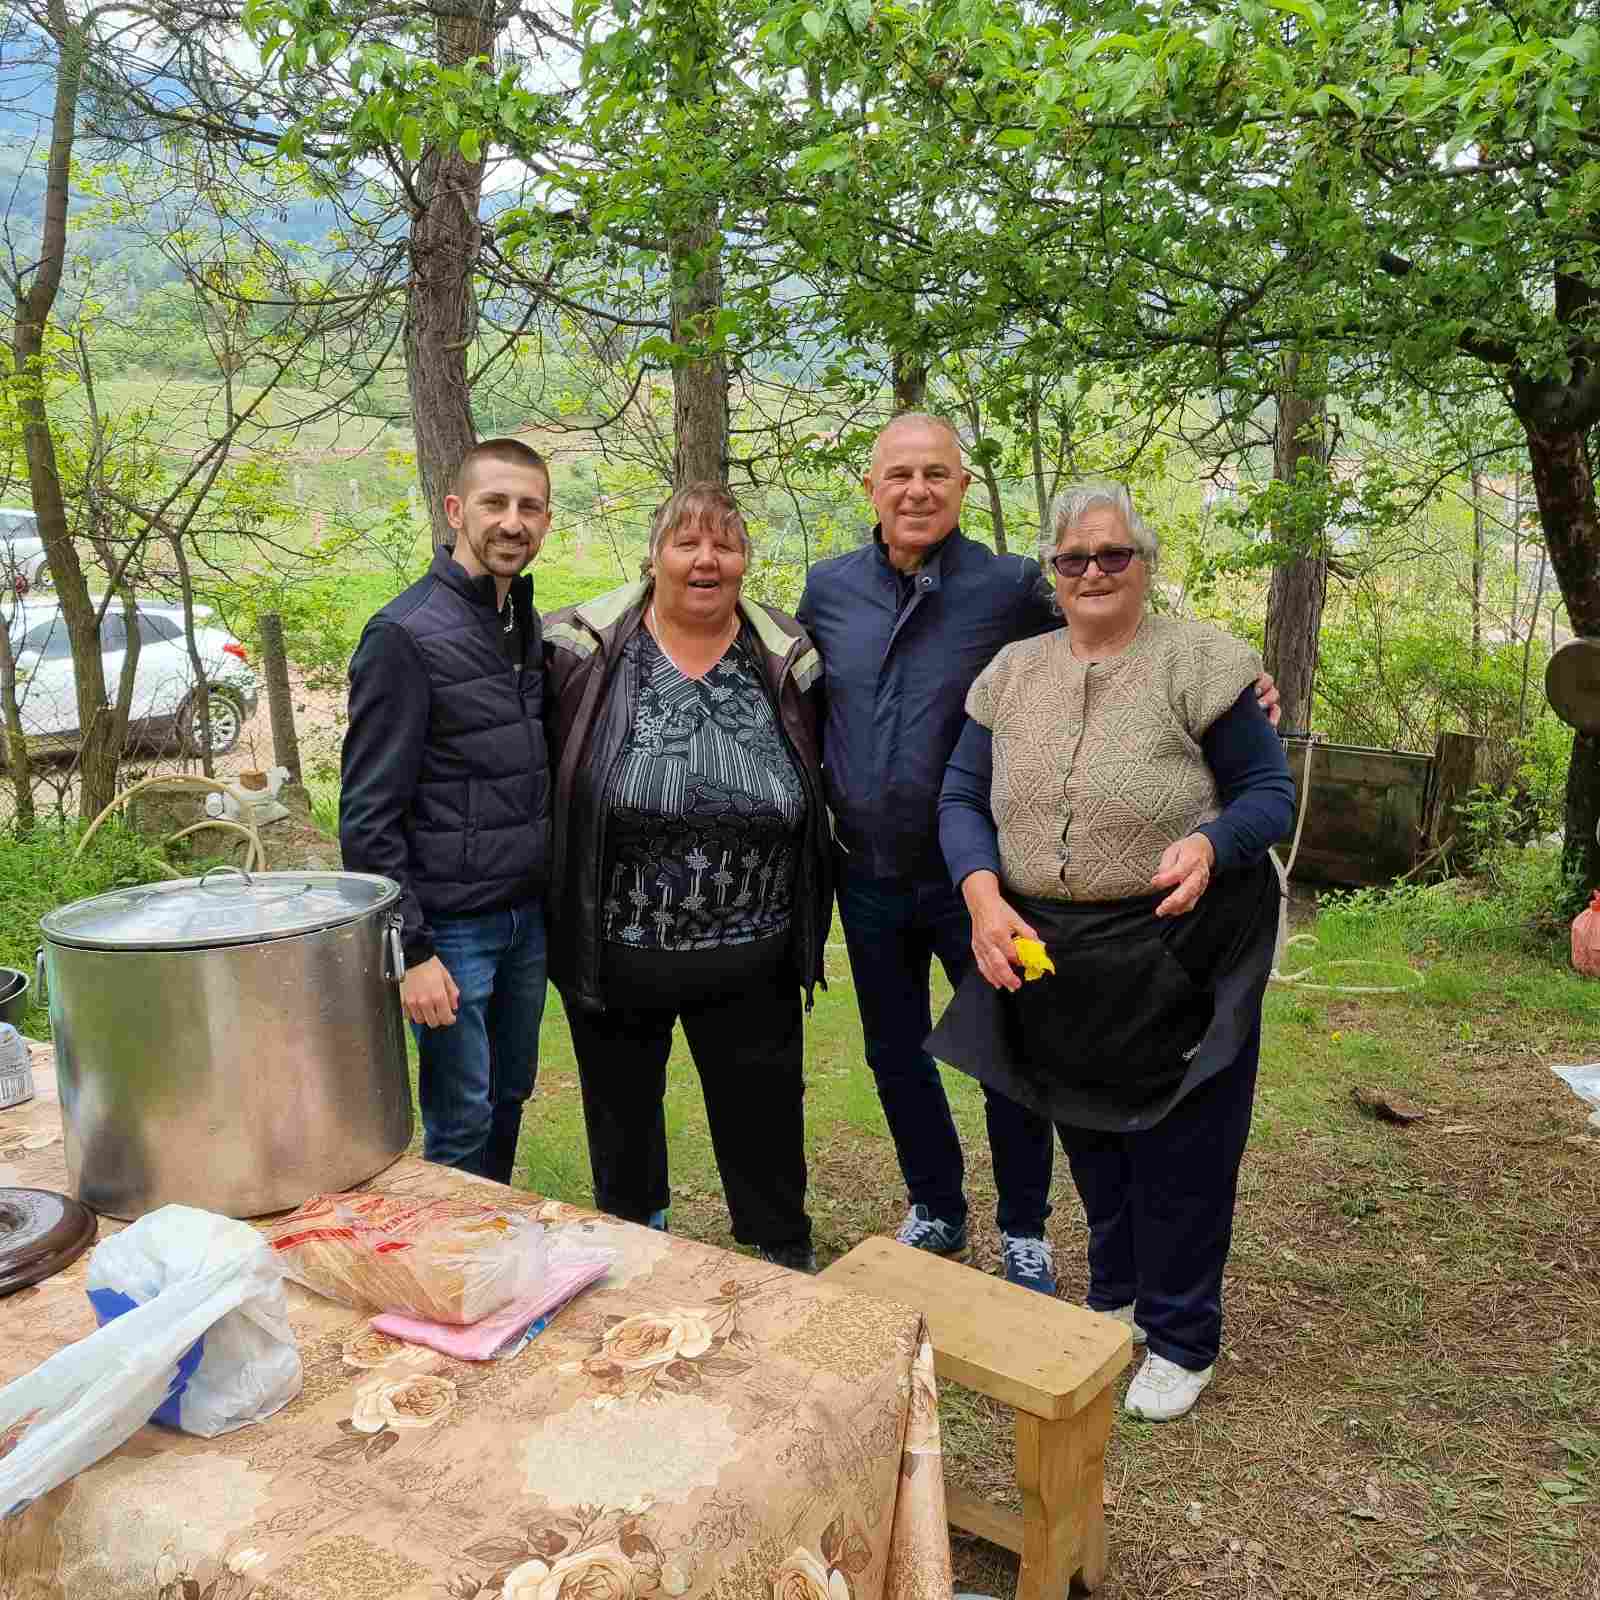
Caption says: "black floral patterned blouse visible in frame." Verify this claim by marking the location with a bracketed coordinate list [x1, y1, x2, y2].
[600, 629, 808, 951]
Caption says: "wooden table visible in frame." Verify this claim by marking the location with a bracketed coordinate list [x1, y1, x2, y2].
[0, 1044, 953, 1600]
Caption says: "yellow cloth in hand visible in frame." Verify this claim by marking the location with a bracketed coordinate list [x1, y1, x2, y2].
[1012, 937, 1056, 982]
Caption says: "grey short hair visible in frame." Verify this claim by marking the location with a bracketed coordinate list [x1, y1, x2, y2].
[871, 412, 965, 471]
[1041, 481, 1159, 574]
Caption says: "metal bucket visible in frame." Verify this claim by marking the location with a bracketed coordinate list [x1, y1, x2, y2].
[38, 867, 414, 1219]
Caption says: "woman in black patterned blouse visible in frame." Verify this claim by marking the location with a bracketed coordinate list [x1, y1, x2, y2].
[544, 484, 831, 1271]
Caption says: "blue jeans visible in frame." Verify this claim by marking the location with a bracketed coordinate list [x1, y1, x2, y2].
[413, 901, 547, 1184]
[835, 856, 1055, 1234]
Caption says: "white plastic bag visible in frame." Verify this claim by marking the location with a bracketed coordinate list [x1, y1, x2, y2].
[1550, 1063, 1600, 1131]
[0, 1206, 301, 1518]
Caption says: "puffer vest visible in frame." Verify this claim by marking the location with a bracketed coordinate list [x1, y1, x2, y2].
[967, 614, 1260, 901]
[380, 549, 551, 916]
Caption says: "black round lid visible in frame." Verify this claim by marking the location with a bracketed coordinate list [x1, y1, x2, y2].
[1546, 638, 1600, 734]
[0, 1188, 98, 1294]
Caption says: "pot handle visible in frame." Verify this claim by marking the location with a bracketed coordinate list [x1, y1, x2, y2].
[34, 946, 45, 1005]
[383, 914, 407, 983]
[199, 864, 254, 891]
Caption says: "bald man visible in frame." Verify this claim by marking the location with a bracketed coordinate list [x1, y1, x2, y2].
[797, 414, 1064, 1289]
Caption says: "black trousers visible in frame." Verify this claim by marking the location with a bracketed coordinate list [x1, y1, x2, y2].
[1056, 1026, 1260, 1373]
[566, 935, 812, 1252]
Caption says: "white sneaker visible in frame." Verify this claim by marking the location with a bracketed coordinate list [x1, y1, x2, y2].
[1104, 1303, 1148, 1344]
[1124, 1353, 1213, 1421]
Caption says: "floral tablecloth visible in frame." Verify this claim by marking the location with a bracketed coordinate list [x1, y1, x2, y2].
[0, 1043, 952, 1600]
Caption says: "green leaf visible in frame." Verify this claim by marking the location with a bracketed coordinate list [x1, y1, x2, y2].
[1553, 27, 1599, 67]
[459, 126, 481, 163]
[1268, 0, 1327, 34]
[994, 127, 1034, 148]
[1466, 43, 1520, 74]
[400, 117, 422, 163]
[635, 335, 681, 364]
[802, 9, 825, 42]
[1036, 69, 1067, 107]
[1325, 84, 1363, 119]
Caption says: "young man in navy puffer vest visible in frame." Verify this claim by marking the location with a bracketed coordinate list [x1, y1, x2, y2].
[341, 438, 553, 1184]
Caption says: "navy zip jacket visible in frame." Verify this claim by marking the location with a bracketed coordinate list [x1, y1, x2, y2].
[340, 548, 552, 966]
[796, 528, 1056, 880]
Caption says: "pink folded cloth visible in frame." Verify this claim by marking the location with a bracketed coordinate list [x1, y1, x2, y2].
[371, 1246, 614, 1360]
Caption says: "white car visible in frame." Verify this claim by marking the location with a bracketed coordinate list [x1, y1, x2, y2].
[4, 599, 258, 755]
[0, 508, 50, 595]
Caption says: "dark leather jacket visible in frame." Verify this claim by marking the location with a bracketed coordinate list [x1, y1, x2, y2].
[543, 579, 831, 1013]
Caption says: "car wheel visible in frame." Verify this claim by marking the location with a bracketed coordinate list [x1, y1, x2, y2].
[178, 689, 244, 756]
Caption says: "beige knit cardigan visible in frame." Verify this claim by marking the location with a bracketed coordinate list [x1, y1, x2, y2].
[965, 613, 1261, 901]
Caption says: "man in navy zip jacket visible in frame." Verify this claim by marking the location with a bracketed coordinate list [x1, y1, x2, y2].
[340, 438, 553, 1184]
[798, 415, 1276, 1293]
[797, 414, 1066, 1288]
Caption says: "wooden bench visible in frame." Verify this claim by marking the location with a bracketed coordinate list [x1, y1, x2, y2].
[820, 1237, 1131, 1598]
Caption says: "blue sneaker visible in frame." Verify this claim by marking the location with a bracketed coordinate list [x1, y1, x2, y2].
[646, 1209, 669, 1232]
[895, 1204, 969, 1258]
[1000, 1233, 1057, 1295]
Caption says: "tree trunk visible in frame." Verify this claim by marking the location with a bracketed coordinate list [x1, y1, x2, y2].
[405, 0, 494, 547]
[9, 1, 119, 821]
[1517, 545, 1547, 738]
[0, 616, 35, 830]
[168, 532, 213, 776]
[669, 215, 728, 486]
[1028, 377, 1051, 533]
[1262, 354, 1330, 738]
[258, 611, 302, 784]
[1518, 418, 1600, 892]
[1470, 469, 1484, 673]
[979, 461, 1008, 554]
[1510, 472, 1523, 637]
[893, 351, 927, 411]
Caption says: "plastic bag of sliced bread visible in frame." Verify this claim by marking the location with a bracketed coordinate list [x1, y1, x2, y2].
[265, 1191, 547, 1324]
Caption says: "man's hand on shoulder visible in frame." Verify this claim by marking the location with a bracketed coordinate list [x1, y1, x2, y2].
[1253, 672, 1281, 727]
[402, 956, 460, 1028]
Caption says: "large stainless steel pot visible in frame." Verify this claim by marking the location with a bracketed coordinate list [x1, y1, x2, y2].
[38, 866, 413, 1220]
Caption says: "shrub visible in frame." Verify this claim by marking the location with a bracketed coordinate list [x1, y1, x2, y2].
[0, 822, 176, 1036]
[1317, 842, 1575, 956]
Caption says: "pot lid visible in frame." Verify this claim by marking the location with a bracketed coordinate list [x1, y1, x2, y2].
[40, 867, 400, 951]
[1546, 638, 1600, 734]
[0, 1188, 97, 1295]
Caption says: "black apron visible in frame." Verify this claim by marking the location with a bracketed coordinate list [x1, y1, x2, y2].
[926, 857, 1277, 1132]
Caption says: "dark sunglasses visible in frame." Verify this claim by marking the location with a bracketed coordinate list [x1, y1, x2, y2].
[1049, 546, 1138, 578]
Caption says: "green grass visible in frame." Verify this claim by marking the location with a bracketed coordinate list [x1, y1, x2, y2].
[0, 823, 178, 1033]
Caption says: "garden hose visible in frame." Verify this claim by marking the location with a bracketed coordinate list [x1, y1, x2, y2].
[73, 774, 267, 876]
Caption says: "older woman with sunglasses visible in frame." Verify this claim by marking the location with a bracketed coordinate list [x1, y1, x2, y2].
[930, 481, 1295, 1421]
